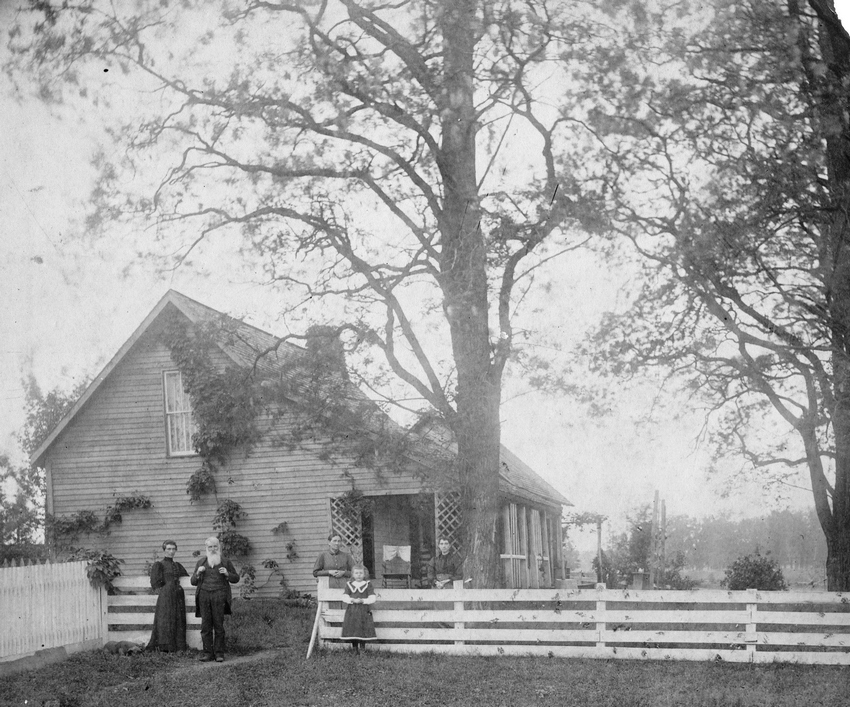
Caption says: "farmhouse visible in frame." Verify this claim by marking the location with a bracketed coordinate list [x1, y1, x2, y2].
[32, 290, 570, 594]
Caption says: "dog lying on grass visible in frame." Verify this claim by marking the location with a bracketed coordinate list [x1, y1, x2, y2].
[102, 641, 144, 656]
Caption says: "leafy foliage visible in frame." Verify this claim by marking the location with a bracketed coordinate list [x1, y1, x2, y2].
[6, 0, 609, 586]
[573, 0, 850, 588]
[238, 563, 257, 599]
[602, 505, 699, 590]
[185, 467, 217, 503]
[67, 547, 124, 594]
[212, 499, 251, 558]
[161, 317, 262, 501]
[103, 495, 152, 527]
[46, 510, 104, 545]
[47, 494, 153, 549]
[722, 549, 788, 591]
[1, 376, 89, 557]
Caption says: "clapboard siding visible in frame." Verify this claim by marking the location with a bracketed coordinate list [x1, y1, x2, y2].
[46, 330, 430, 595]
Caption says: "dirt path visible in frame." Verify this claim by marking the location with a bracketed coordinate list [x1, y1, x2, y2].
[94, 649, 281, 701]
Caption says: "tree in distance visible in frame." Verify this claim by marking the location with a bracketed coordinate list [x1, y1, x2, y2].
[573, 0, 850, 590]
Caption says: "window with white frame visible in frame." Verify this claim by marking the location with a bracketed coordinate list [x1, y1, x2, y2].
[163, 371, 196, 456]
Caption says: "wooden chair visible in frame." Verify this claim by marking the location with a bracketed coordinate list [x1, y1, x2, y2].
[381, 545, 412, 588]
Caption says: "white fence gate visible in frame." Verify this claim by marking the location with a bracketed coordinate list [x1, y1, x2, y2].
[107, 575, 202, 649]
[0, 561, 105, 663]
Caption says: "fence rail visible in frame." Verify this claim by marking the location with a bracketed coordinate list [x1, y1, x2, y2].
[315, 579, 850, 664]
[108, 576, 202, 649]
[6, 562, 850, 666]
[1, 561, 104, 663]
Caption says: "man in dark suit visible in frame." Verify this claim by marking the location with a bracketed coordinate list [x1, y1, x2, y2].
[190, 536, 239, 662]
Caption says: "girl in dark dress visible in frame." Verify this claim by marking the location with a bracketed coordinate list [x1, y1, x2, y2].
[341, 565, 377, 653]
[147, 539, 189, 652]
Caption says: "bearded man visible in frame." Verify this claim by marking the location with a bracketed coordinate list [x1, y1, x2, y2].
[190, 536, 239, 662]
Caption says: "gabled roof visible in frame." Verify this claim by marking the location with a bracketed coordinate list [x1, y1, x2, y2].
[32, 290, 571, 510]
[30, 289, 302, 466]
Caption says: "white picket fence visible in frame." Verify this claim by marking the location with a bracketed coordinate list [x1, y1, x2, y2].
[0, 564, 204, 664]
[1, 561, 105, 662]
[315, 579, 850, 664]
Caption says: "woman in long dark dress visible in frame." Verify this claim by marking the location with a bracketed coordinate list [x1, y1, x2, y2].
[147, 539, 189, 652]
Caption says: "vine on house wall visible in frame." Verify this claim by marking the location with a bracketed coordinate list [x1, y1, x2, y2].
[158, 316, 441, 597]
[160, 317, 263, 502]
[334, 488, 375, 531]
[48, 494, 153, 547]
[212, 499, 252, 558]
[103, 495, 153, 527]
[47, 495, 150, 593]
[239, 521, 304, 600]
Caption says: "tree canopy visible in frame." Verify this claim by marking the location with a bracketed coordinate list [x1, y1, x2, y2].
[0, 376, 85, 561]
[569, 0, 850, 589]
[6, 0, 612, 585]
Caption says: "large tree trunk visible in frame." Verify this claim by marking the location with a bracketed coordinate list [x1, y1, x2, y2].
[813, 1, 850, 590]
[827, 365, 850, 590]
[824, 515, 850, 590]
[437, 0, 501, 588]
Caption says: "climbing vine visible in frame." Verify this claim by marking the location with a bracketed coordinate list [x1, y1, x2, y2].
[334, 488, 375, 531]
[160, 316, 263, 502]
[48, 494, 153, 547]
[212, 499, 252, 558]
[157, 314, 434, 600]
[103, 495, 153, 527]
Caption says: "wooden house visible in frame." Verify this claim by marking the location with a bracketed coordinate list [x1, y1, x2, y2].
[32, 291, 570, 593]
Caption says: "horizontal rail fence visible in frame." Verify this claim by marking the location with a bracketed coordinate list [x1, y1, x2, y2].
[1, 560, 104, 662]
[109, 576, 202, 650]
[315, 580, 850, 664]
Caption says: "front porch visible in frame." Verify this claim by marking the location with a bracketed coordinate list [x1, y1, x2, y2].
[328, 491, 565, 589]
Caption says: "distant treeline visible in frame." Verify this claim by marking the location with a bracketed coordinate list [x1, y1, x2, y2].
[665, 509, 826, 571]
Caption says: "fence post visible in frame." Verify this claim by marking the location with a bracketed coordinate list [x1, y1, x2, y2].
[317, 576, 330, 651]
[745, 588, 758, 661]
[595, 585, 606, 652]
[453, 579, 465, 646]
[100, 581, 109, 647]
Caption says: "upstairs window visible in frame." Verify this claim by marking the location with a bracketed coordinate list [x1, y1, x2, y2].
[163, 371, 196, 456]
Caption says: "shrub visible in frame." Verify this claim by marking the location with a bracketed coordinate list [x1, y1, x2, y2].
[67, 547, 124, 594]
[722, 549, 788, 590]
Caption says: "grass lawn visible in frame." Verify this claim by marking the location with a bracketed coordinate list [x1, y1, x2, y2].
[2, 600, 850, 707]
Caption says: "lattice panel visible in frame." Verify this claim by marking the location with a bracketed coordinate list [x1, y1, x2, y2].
[329, 497, 363, 563]
[435, 491, 463, 552]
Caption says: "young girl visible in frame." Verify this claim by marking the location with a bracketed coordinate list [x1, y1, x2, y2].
[340, 564, 377, 653]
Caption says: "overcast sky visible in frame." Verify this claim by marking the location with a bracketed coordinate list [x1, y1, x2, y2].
[3, 1, 845, 549]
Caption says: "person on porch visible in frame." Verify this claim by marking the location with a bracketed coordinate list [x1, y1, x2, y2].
[427, 537, 463, 589]
[313, 532, 354, 589]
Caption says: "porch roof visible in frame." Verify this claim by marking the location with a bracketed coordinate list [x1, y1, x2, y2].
[498, 445, 571, 509]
